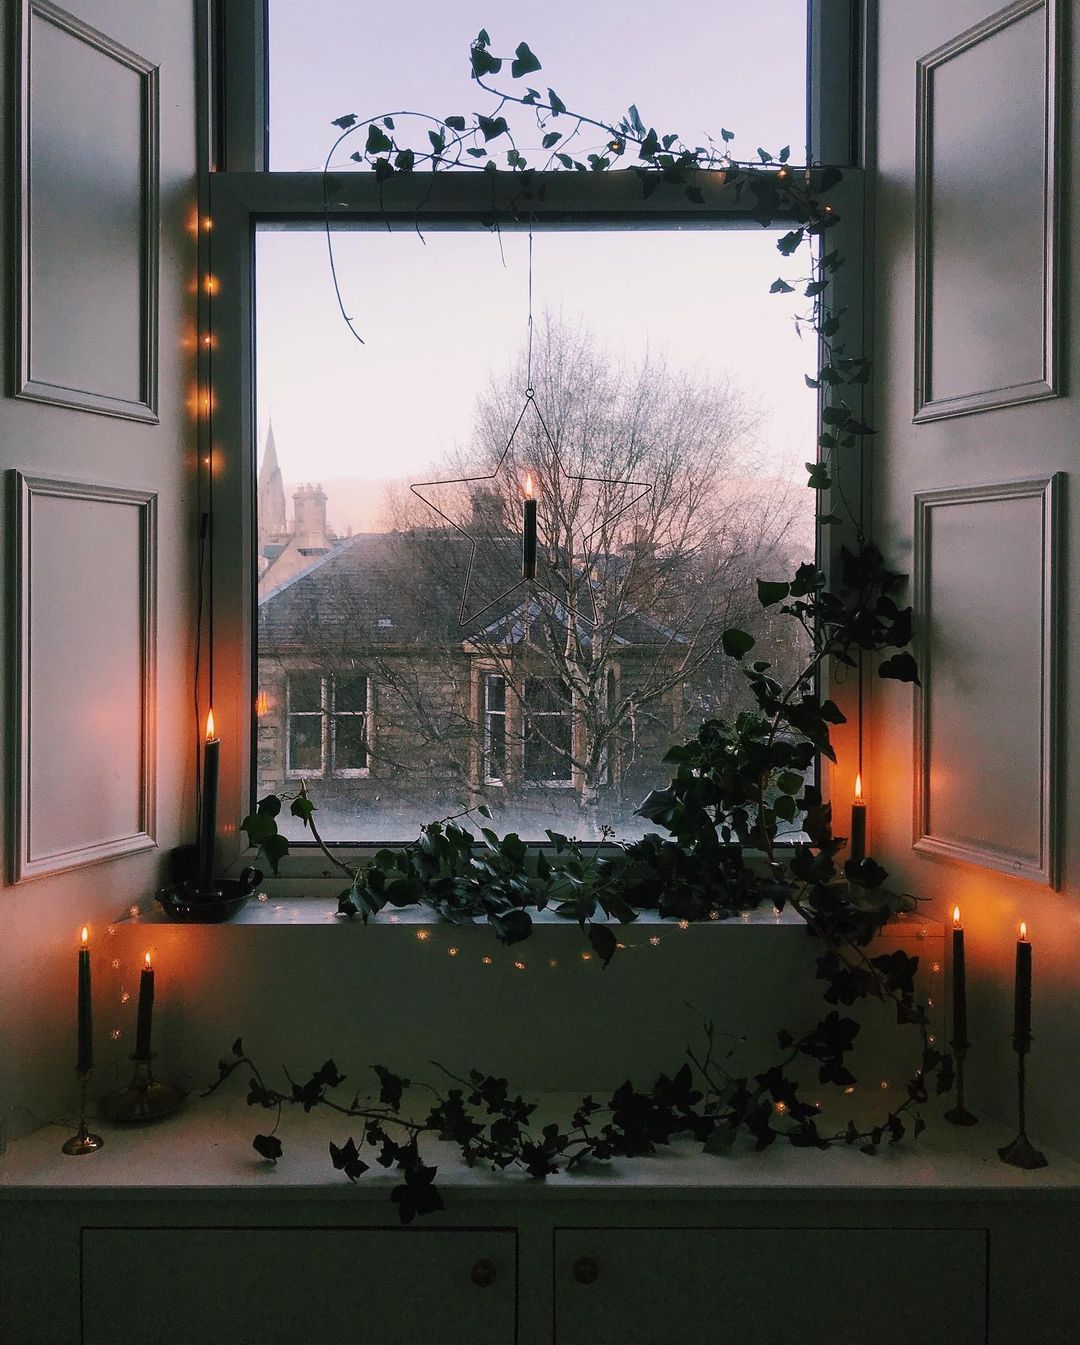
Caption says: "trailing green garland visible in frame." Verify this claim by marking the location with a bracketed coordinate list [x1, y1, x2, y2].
[221, 31, 943, 1221]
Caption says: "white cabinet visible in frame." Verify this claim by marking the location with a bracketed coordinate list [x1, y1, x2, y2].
[81, 1228, 517, 1345]
[553, 1228, 986, 1345]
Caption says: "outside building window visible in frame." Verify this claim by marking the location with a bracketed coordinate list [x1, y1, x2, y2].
[523, 679, 574, 786]
[285, 673, 370, 778]
[483, 674, 507, 785]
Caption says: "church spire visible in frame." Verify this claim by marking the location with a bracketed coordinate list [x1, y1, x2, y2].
[257, 418, 287, 544]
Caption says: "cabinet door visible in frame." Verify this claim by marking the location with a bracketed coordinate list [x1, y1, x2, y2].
[555, 1227, 985, 1345]
[83, 1227, 516, 1345]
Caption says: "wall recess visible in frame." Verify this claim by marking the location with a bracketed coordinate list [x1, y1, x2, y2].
[14, 0, 159, 422]
[10, 472, 158, 882]
[912, 475, 1062, 887]
[913, 0, 1060, 422]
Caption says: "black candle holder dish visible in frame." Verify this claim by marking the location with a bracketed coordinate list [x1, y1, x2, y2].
[156, 867, 263, 923]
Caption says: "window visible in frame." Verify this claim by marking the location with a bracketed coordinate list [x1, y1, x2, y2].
[523, 679, 574, 786]
[483, 673, 507, 785]
[284, 673, 370, 778]
[210, 2, 865, 849]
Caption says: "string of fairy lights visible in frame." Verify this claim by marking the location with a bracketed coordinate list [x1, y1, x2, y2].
[101, 903, 943, 1107]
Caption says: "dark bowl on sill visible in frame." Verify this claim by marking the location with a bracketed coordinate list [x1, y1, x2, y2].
[156, 868, 263, 923]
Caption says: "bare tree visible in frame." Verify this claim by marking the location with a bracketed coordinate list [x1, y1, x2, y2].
[357, 316, 811, 831]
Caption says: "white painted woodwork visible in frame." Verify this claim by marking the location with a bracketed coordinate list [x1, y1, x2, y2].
[872, 0, 1080, 1160]
[914, 0, 1059, 420]
[13, 473, 157, 880]
[4, 1097, 1080, 1345]
[94, 906, 944, 1100]
[555, 1227, 986, 1345]
[82, 1228, 517, 1345]
[0, 0, 196, 1147]
[913, 476, 1061, 885]
[16, 0, 159, 420]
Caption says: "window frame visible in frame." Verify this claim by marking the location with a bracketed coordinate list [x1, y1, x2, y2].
[201, 0, 872, 869]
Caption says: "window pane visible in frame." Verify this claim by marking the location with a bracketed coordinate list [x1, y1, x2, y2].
[335, 674, 367, 714]
[288, 716, 322, 773]
[257, 226, 815, 841]
[333, 712, 368, 772]
[289, 673, 322, 713]
[268, 1, 807, 172]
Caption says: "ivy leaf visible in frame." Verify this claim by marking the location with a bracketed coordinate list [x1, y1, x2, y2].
[720, 127, 734, 142]
[252, 1133, 282, 1162]
[257, 794, 282, 818]
[372, 1064, 410, 1111]
[627, 104, 646, 135]
[548, 88, 567, 116]
[365, 124, 393, 155]
[878, 652, 920, 684]
[470, 38, 502, 79]
[721, 628, 755, 659]
[260, 832, 289, 875]
[756, 579, 791, 607]
[511, 41, 542, 78]
[444, 115, 466, 131]
[778, 145, 790, 162]
[806, 462, 832, 490]
[491, 908, 533, 945]
[770, 278, 795, 294]
[587, 922, 618, 967]
[290, 794, 316, 825]
[241, 811, 275, 846]
[777, 229, 804, 256]
[330, 113, 357, 129]
[542, 131, 562, 148]
[478, 115, 509, 142]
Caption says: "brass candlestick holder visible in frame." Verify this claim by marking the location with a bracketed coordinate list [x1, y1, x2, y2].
[998, 1033, 1047, 1169]
[943, 1038, 978, 1126]
[62, 1069, 104, 1155]
[101, 1052, 186, 1124]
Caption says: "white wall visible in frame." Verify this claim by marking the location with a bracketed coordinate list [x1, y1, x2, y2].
[0, 0, 198, 1141]
[869, 0, 1080, 1154]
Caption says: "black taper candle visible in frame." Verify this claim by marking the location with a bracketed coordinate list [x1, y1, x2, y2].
[522, 497, 537, 580]
[1014, 924, 1032, 1046]
[135, 953, 155, 1060]
[849, 801, 866, 865]
[76, 930, 93, 1074]
[198, 714, 220, 894]
[951, 911, 968, 1049]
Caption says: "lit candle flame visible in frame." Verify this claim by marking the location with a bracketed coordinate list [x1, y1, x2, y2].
[524, 472, 535, 500]
[255, 690, 269, 717]
[80, 926, 89, 948]
[1019, 920, 1029, 942]
[144, 951, 153, 970]
[205, 707, 216, 741]
[952, 905, 962, 929]
[854, 771, 863, 803]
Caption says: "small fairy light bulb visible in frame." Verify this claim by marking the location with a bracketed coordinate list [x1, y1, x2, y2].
[649, 935, 661, 947]
[129, 905, 140, 919]
[110, 1028, 122, 1042]
[548, 958, 558, 968]
[581, 951, 593, 962]
[880, 1080, 889, 1091]
[513, 960, 526, 972]
[120, 991, 130, 1005]
[481, 955, 493, 966]
[447, 946, 459, 958]
[111, 959, 121, 971]
[415, 929, 431, 943]
[678, 919, 690, 932]
[774, 1100, 787, 1115]
[843, 1085, 856, 1095]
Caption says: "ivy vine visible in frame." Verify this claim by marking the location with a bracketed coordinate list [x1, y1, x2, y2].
[224, 31, 942, 1219]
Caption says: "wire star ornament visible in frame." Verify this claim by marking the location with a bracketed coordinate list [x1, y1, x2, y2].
[410, 389, 651, 629]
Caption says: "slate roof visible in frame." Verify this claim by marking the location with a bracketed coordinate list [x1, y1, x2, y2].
[258, 530, 680, 652]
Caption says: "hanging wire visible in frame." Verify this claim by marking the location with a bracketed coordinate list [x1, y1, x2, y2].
[410, 228, 651, 629]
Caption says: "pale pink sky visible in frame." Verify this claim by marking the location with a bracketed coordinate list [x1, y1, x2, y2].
[258, 2, 814, 521]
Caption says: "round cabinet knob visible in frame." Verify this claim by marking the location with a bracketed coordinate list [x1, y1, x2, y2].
[572, 1256, 599, 1285]
[471, 1259, 498, 1288]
